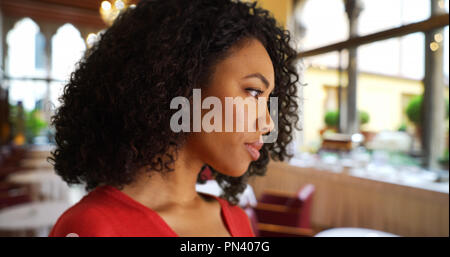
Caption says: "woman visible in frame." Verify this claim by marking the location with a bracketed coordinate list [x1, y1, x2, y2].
[49, 0, 300, 237]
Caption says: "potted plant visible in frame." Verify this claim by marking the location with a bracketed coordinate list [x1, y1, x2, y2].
[320, 110, 339, 136]
[25, 109, 47, 144]
[406, 95, 423, 139]
[406, 96, 449, 141]
[397, 123, 407, 132]
[358, 110, 376, 143]
[359, 110, 370, 127]
[321, 110, 372, 136]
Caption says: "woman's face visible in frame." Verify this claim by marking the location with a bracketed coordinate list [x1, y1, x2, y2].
[185, 38, 275, 177]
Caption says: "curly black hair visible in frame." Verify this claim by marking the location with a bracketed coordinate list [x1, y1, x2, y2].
[49, 0, 301, 205]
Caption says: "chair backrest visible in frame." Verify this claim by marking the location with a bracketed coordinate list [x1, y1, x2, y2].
[0, 184, 32, 210]
[297, 184, 315, 202]
[243, 206, 260, 237]
[260, 193, 298, 206]
[256, 184, 315, 229]
[295, 184, 315, 228]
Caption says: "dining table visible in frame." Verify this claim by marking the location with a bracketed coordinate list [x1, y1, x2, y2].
[248, 160, 449, 236]
[7, 169, 71, 202]
[0, 201, 72, 236]
[314, 227, 399, 237]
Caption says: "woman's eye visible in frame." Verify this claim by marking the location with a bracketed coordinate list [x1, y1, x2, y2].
[246, 88, 263, 98]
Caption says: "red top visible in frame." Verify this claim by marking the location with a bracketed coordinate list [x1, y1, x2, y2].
[49, 185, 255, 237]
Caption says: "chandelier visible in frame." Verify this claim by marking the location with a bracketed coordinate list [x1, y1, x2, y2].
[100, 0, 136, 26]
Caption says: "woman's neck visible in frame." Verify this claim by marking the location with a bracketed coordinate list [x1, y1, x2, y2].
[119, 146, 206, 211]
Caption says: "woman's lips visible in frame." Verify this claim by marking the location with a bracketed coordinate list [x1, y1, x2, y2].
[244, 142, 263, 161]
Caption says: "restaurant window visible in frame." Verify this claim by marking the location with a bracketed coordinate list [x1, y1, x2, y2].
[6, 18, 46, 110]
[300, 0, 348, 50]
[50, 23, 86, 111]
[359, 0, 430, 36]
[34, 32, 46, 71]
[323, 85, 339, 112]
[297, 52, 342, 152]
[5, 20, 86, 144]
[51, 24, 86, 81]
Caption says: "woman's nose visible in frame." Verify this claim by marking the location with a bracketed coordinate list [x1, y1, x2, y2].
[257, 104, 275, 135]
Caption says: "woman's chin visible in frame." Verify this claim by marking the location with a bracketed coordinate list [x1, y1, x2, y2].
[218, 163, 250, 177]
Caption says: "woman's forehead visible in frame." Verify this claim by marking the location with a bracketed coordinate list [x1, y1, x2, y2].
[213, 39, 275, 87]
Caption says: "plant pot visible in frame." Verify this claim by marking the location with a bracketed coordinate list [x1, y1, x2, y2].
[360, 130, 377, 143]
[319, 127, 337, 136]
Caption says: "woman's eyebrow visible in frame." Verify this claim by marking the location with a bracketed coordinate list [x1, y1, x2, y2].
[242, 73, 270, 89]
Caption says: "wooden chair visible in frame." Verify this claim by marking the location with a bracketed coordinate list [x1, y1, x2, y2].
[0, 182, 32, 210]
[257, 223, 315, 237]
[258, 184, 315, 229]
[248, 184, 316, 237]
[244, 205, 315, 237]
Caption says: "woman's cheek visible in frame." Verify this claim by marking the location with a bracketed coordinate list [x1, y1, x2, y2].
[219, 134, 250, 175]
[233, 100, 258, 133]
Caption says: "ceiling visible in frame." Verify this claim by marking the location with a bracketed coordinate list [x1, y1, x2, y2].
[1, 0, 139, 29]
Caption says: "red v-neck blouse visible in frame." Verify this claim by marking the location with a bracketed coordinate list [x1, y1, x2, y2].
[49, 185, 255, 237]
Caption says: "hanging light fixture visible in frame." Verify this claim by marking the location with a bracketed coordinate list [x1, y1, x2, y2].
[100, 0, 134, 26]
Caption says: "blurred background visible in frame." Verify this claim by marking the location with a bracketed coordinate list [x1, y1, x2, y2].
[0, 0, 448, 237]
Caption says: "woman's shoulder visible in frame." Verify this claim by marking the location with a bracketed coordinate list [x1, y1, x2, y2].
[49, 186, 119, 237]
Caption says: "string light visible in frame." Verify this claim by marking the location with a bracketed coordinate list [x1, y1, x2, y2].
[115, 0, 125, 10]
[434, 33, 443, 43]
[86, 33, 98, 48]
[430, 42, 439, 51]
[100, 0, 133, 26]
[101, 1, 112, 11]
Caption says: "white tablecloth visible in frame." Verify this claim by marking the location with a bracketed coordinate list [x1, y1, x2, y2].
[7, 169, 71, 202]
[315, 227, 399, 237]
[27, 145, 54, 158]
[20, 159, 53, 169]
[250, 161, 449, 236]
[0, 201, 72, 236]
